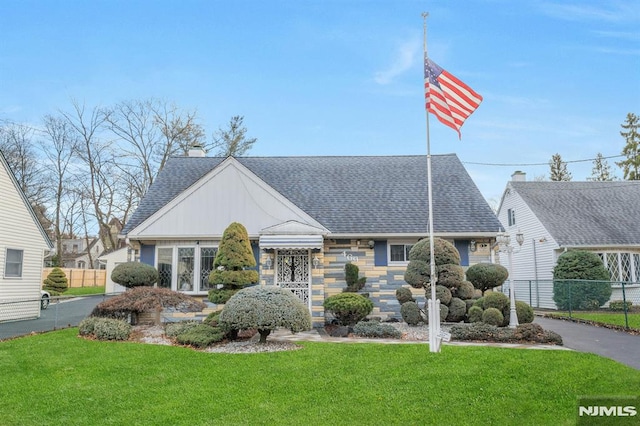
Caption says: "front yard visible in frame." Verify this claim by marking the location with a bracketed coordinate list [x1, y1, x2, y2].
[1, 328, 639, 425]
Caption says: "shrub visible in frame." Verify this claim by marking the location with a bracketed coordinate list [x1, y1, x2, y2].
[344, 262, 367, 292]
[203, 310, 223, 327]
[91, 287, 206, 321]
[426, 285, 451, 306]
[482, 307, 504, 326]
[473, 297, 484, 309]
[353, 321, 402, 339]
[451, 322, 563, 345]
[466, 263, 508, 292]
[175, 324, 225, 348]
[513, 323, 563, 345]
[553, 250, 611, 310]
[207, 288, 238, 304]
[209, 222, 259, 290]
[165, 321, 201, 338]
[324, 292, 374, 327]
[609, 300, 633, 311]
[407, 237, 461, 266]
[395, 287, 415, 304]
[450, 322, 500, 341]
[516, 301, 534, 324]
[111, 262, 158, 288]
[79, 317, 131, 341]
[437, 264, 465, 289]
[452, 281, 475, 300]
[400, 301, 423, 325]
[467, 306, 483, 323]
[404, 260, 431, 289]
[483, 291, 509, 313]
[425, 303, 449, 323]
[446, 297, 467, 322]
[43, 267, 68, 293]
[220, 286, 312, 343]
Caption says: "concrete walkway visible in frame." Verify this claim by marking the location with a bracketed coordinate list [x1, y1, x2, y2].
[534, 316, 640, 370]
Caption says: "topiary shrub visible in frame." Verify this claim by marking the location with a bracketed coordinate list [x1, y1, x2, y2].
[552, 250, 611, 310]
[353, 321, 402, 339]
[482, 307, 504, 326]
[452, 281, 475, 300]
[111, 262, 159, 288]
[450, 322, 500, 341]
[473, 297, 484, 309]
[203, 310, 223, 327]
[408, 237, 461, 266]
[43, 267, 68, 294]
[79, 317, 131, 341]
[324, 292, 374, 327]
[395, 287, 415, 305]
[220, 286, 311, 343]
[400, 301, 423, 325]
[428, 285, 452, 306]
[165, 321, 201, 338]
[174, 324, 225, 348]
[344, 262, 367, 292]
[516, 301, 534, 324]
[424, 304, 449, 324]
[446, 297, 467, 322]
[483, 291, 509, 313]
[404, 260, 431, 289]
[467, 306, 483, 323]
[208, 222, 259, 292]
[437, 264, 466, 289]
[609, 300, 633, 311]
[466, 262, 509, 292]
[207, 288, 238, 304]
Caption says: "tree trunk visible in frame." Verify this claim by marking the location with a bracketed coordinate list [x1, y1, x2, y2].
[258, 329, 271, 343]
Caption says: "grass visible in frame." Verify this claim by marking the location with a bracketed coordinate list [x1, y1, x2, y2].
[62, 286, 106, 296]
[1, 329, 639, 425]
[552, 311, 640, 330]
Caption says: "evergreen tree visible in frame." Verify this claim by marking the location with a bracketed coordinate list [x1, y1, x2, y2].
[549, 153, 572, 181]
[587, 153, 617, 181]
[616, 113, 640, 180]
[211, 116, 257, 157]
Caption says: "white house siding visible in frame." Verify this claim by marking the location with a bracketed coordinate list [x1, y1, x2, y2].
[100, 248, 129, 294]
[0, 159, 51, 322]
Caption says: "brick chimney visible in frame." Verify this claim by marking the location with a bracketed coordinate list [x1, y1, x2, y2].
[511, 170, 526, 182]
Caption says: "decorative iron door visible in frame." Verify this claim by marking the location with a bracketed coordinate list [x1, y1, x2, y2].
[275, 249, 310, 307]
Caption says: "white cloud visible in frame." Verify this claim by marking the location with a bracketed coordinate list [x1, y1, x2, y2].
[373, 38, 421, 85]
[537, 1, 640, 23]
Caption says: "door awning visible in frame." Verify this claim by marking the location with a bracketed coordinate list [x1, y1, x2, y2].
[259, 234, 324, 250]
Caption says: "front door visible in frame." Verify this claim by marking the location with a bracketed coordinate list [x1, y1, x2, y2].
[275, 249, 311, 308]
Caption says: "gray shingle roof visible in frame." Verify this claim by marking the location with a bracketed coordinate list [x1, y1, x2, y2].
[511, 181, 640, 246]
[122, 154, 501, 235]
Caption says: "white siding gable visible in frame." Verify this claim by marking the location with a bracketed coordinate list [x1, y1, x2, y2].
[128, 157, 327, 238]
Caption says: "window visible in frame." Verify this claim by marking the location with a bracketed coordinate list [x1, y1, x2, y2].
[157, 248, 173, 289]
[507, 208, 516, 227]
[199, 247, 217, 291]
[598, 251, 640, 283]
[5, 249, 23, 278]
[177, 248, 195, 291]
[389, 244, 413, 263]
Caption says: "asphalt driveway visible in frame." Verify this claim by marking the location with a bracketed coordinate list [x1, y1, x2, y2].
[535, 316, 640, 370]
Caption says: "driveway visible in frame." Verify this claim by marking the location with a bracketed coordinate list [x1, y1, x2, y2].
[0, 295, 109, 340]
[535, 316, 640, 370]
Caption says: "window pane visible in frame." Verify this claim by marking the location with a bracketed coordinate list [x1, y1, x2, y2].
[157, 248, 173, 288]
[390, 245, 405, 262]
[5, 249, 23, 277]
[177, 248, 195, 291]
[199, 247, 217, 291]
[620, 253, 631, 282]
[634, 254, 640, 283]
[405, 245, 414, 261]
[606, 253, 619, 282]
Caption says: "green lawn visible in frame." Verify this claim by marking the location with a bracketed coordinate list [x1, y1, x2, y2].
[62, 286, 106, 296]
[1, 329, 639, 425]
[553, 311, 640, 330]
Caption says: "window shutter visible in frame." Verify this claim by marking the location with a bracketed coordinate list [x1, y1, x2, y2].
[454, 240, 470, 267]
[374, 241, 387, 266]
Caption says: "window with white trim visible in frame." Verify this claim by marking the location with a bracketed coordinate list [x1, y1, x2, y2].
[5, 249, 23, 278]
[597, 251, 640, 283]
[389, 243, 414, 263]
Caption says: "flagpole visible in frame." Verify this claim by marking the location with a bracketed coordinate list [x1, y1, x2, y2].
[423, 12, 441, 353]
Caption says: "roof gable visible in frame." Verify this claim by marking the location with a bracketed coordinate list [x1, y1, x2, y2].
[510, 181, 640, 247]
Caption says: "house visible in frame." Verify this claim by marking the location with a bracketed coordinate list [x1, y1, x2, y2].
[46, 237, 105, 269]
[497, 171, 640, 309]
[0, 150, 53, 322]
[121, 152, 503, 326]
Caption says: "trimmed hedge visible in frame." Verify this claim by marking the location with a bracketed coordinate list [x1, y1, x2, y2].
[482, 307, 504, 326]
[400, 301, 423, 325]
[466, 263, 508, 292]
[352, 321, 402, 339]
[78, 317, 131, 341]
[324, 293, 374, 326]
[111, 262, 158, 288]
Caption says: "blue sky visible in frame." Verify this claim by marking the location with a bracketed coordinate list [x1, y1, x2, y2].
[1, 0, 639, 205]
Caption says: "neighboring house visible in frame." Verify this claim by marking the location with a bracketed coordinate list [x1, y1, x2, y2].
[98, 247, 129, 294]
[497, 172, 640, 309]
[0, 150, 53, 322]
[121, 152, 503, 326]
[46, 237, 105, 269]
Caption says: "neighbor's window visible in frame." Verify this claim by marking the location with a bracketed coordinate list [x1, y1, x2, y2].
[507, 208, 516, 227]
[5, 249, 24, 278]
[389, 244, 413, 263]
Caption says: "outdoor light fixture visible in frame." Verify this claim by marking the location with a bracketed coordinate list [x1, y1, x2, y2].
[368, 240, 375, 249]
[497, 230, 524, 328]
[313, 256, 320, 269]
[264, 255, 272, 270]
[469, 240, 477, 252]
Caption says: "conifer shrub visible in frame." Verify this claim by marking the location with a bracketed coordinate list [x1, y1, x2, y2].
[482, 307, 504, 327]
[427, 285, 451, 305]
[400, 301, 423, 325]
[111, 262, 158, 288]
[552, 250, 611, 310]
[446, 297, 467, 322]
[466, 262, 509, 292]
[609, 300, 633, 311]
[467, 306, 483, 323]
[207, 289, 238, 304]
[516, 301, 534, 324]
[404, 260, 431, 289]
[43, 267, 68, 294]
[353, 321, 402, 339]
[324, 292, 374, 326]
[407, 237, 461, 266]
[220, 286, 311, 343]
[344, 262, 367, 292]
[437, 264, 465, 288]
[395, 287, 415, 305]
[452, 281, 475, 300]
[174, 324, 225, 348]
[165, 321, 201, 338]
[483, 291, 509, 313]
[78, 317, 131, 341]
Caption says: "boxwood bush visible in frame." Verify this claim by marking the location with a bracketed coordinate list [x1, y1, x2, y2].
[323, 292, 374, 326]
[482, 307, 504, 326]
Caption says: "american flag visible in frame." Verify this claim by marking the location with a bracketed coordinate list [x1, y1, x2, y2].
[424, 56, 482, 138]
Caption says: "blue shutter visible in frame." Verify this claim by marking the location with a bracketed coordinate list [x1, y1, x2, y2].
[140, 244, 155, 266]
[454, 240, 469, 267]
[251, 243, 260, 271]
[374, 240, 387, 266]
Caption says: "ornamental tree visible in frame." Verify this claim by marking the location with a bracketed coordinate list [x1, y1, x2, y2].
[43, 267, 68, 293]
[111, 262, 159, 288]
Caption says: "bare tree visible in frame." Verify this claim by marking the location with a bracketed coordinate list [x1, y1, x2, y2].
[549, 153, 572, 181]
[211, 115, 257, 157]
